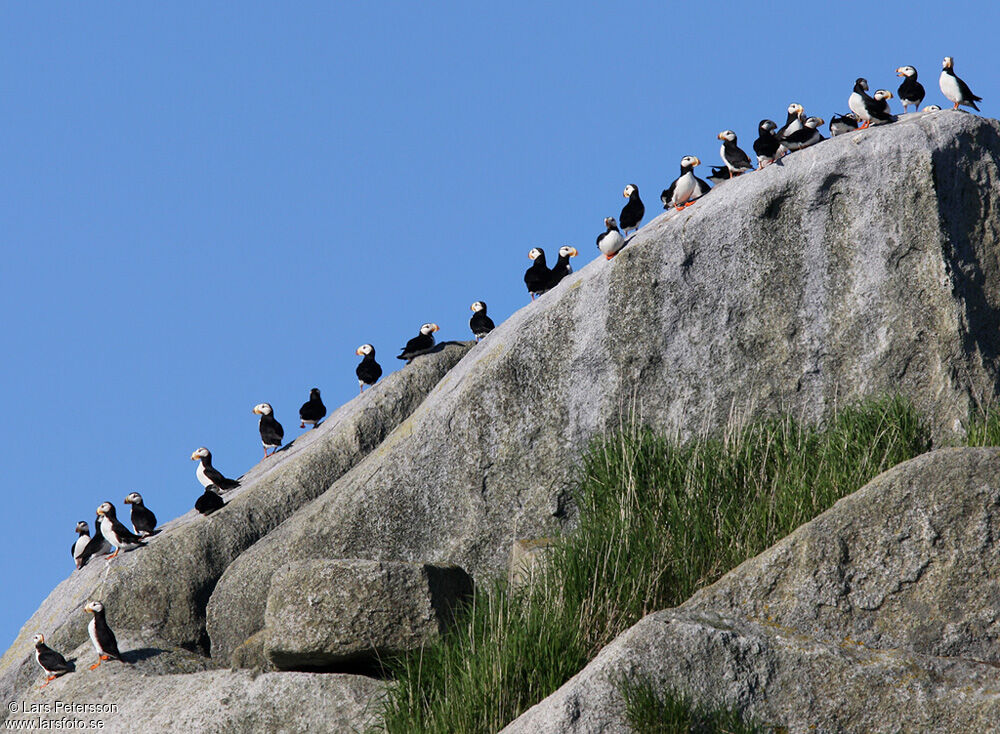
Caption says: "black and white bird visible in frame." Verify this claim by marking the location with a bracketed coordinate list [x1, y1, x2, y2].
[619, 184, 645, 235]
[355, 344, 383, 391]
[123, 493, 157, 537]
[939, 56, 981, 111]
[72, 521, 92, 570]
[717, 130, 753, 178]
[524, 248, 551, 301]
[849, 78, 893, 129]
[298, 388, 326, 429]
[776, 103, 805, 139]
[707, 166, 730, 186]
[96, 502, 145, 559]
[596, 217, 625, 260]
[895, 66, 925, 113]
[253, 403, 284, 457]
[469, 302, 495, 342]
[547, 246, 578, 289]
[32, 634, 73, 687]
[83, 601, 121, 670]
[75, 516, 111, 569]
[873, 90, 895, 121]
[195, 487, 225, 515]
[922, 104, 942, 112]
[753, 120, 781, 168]
[829, 112, 859, 136]
[661, 156, 710, 211]
[397, 323, 440, 362]
[780, 117, 825, 151]
[190, 447, 240, 491]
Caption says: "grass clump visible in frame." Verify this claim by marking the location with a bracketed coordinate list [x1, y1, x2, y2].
[377, 396, 930, 733]
[620, 677, 766, 734]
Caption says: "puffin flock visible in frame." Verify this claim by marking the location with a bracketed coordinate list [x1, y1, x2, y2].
[30, 56, 983, 688]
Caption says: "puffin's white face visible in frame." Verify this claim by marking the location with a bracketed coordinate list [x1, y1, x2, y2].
[896, 66, 916, 77]
[922, 104, 942, 112]
[470, 302, 485, 313]
[874, 90, 892, 102]
[76, 521, 89, 533]
[717, 130, 736, 142]
[681, 156, 700, 168]
[32, 634, 44, 645]
[558, 246, 578, 258]
[84, 601, 104, 614]
[604, 216, 617, 229]
[191, 447, 209, 461]
[622, 184, 637, 198]
[528, 248, 542, 260]
[942, 56, 953, 70]
[760, 119, 777, 132]
[253, 403, 273, 416]
[805, 117, 824, 128]
[787, 103, 802, 115]
[355, 344, 374, 356]
[96, 502, 113, 517]
[125, 492, 142, 505]
[419, 323, 440, 335]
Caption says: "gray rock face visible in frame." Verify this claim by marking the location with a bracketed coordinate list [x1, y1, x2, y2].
[262, 559, 473, 670]
[7, 634, 384, 734]
[0, 342, 470, 712]
[504, 448, 1000, 732]
[501, 609, 1000, 734]
[208, 111, 1000, 662]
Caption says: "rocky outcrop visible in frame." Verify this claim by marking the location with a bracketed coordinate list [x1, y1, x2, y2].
[0, 342, 470, 712]
[208, 111, 1000, 662]
[7, 634, 384, 734]
[504, 448, 1000, 732]
[262, 559, 472, 671]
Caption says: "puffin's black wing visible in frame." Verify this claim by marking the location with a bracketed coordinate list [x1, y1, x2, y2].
[898, 77, 925, 105]
[357, 357, 383, 384]
[398, 332, 434, 358]
[726, 145, 753, 170]
[693, 176, 712, 197]
[619, 197, 645, 230]
[753, 133, 780, 158]
[660, 182, 677, 210]
[77, 521, 107, 567]
[204, 464, 240, 491]
[470, 312, 495, 335]
[862, 95, 894, 121]
[299, 398, 326, 423]
[195, 489, 225, 515]
[956, 76, 982, 109]
[95, 617, 121, 660]
[111, 519, 146, 545]
[260, 415, 284, 445]
[131, 506, 157, 535]
[37, 645, 72, 673]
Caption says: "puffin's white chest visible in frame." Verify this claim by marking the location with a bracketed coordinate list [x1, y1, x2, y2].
[73, 535, 90, 559]
[598, 230, 625, 256]
[196, 462, 212, 488]
[848, 92, 868, 120]
[672, 172, 698, 206]
[939, 71, 961, 103]
[88, 617, 101, 654]
[99, 516, 115, 543]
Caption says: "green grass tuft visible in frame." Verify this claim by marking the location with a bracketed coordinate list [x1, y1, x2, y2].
[376, 396, 931, 733]
[620, 677, 766, 734]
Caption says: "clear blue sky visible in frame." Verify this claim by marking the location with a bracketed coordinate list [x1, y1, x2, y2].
[2, 2, 998, 649]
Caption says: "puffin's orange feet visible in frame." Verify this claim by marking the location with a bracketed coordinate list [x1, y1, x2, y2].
[953, 102, 960, 110]
[107, 549, 120, 559]
[605, 253, 616, 260]
[89, 662, 101, 670]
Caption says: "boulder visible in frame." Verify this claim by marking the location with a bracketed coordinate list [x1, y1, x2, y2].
[501, 609, 1000, 734]
[6, 634, 383, 734]
[261, 559, 473, 671]
[208, 111, 1000, 661]
[0, 342, 470, 709]
[505, 447, 1000, 732]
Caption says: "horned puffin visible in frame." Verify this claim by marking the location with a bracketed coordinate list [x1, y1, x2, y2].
[253, 403, 284, 457]
[873, 90, 895, 122]
[619, 184, 645, 235]
[397, 323, 440, 362]
[922, 104, 942, 112]
[547, 246, 578, 289]
[849, 78, 893, 128]
[780, 117, 825, 151]
[939, 56, 981, 111]
[707, 166, 730, 186]
[895, 66, 925, 112]
[776, 103, 805, 139]
[190, 447, 240, 491]
[299, 388, 326, 429]
[32, 634, 73, 687]
[661, 156, 710, 211]
[717, 130, 753, 178]
[752, 120, 781, 168]
[597, 217, 625, 260]
[83, 601, 121, 670]
[355, 344, 383, 390]
[123, 492, 157, 537]
[829, 112, 859, 136]
[96, 502, 145, 559]
[72, 521, 91, 569]
[524, 248, 551, 301]
[469, 302, 495, 342]
[75, 516, 111, 568]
